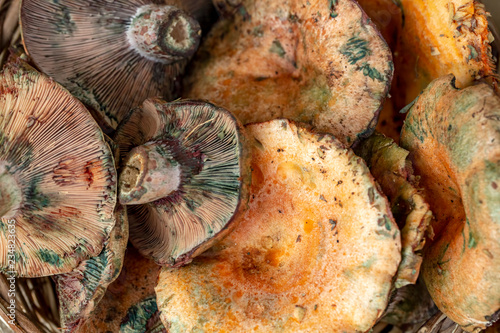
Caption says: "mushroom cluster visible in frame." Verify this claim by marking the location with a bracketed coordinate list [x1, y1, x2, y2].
[0, 0, 499, 332]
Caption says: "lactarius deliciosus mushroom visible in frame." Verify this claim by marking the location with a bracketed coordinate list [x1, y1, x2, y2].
[392, 0, 496, 109]
[53, 204, 128, 332]
[355, 133, 432, 288]
[20, 0, 210, 133]
[184, 0, 393, 146]
[400, 75, 500, 331]
[155, 119, 401, 332]
[0, 59, 116, 277]
[114, 99, 250, 267]
[80, 247, 165, 333]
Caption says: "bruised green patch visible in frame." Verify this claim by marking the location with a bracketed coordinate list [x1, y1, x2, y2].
[340, 37, 370, 65]
[120, 296, 162, 333]
[38, 249, 63, 267]
[359, 63, 384, 82]
[269, 40, 286, 58]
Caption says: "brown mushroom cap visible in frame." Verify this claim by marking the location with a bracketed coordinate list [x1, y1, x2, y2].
[400, 75, 500, 331]
[115, 99, 250, 267]
[20, 0, 210, 133]
[184, 0, 393, 146]
[155, 119, 401, 332]
[0, 59, 116, 277]
[53, 204, 128, 332]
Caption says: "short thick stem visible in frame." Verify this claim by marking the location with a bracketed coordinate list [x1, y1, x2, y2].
[119, 142, 181, 205]
[127, 4, 202, 64]
[0, 162, 22, 219]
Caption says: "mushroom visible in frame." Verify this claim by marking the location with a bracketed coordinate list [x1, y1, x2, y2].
[184, 0, 393, 146]
[392, 0, 496, 109]
[119, 296, 165, 332]
[400, 75, 500, 331]
[155, 119, 401, 332]
[79, 247, 163, 333]
[20, 0, 211, 133]
[354, 132, 432, 288]
[0, 58, 116, 277]
[53, 204, 128, 332]
[114, 99, 250, 266]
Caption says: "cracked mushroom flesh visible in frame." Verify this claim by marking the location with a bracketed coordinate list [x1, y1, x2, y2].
[401, 75, 500, 331]
[20, 0, 210, 133]
[0, 59, 117, 277]
[115, 99, 250, 267]
[184, 0, 394, 146]
[155, 119, 401, 332]
[53, 204, 129, 332]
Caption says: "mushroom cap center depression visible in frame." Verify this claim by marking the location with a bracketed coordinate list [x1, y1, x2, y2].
[127, 5, 201, 64]
[0, 161, 22, 219]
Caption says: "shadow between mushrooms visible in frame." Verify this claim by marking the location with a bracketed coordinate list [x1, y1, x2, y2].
[20, 0, 212, 133]
[114, 99, 250, 267]
[0, 59, 116, 277]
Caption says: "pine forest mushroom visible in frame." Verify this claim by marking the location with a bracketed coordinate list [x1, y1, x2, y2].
[400, 75, 500, 331]
[392, 0, 496, 109]
[155, 119, 401, 332]
[115, 99, 250, 267]
[0, 58, 116, 277]
[354, 132, 432, 288]
[80, 247, 164, 333]
[53, 204, 129, 332]
[184, 0, 394, 146]
[20, 0, 211, 133]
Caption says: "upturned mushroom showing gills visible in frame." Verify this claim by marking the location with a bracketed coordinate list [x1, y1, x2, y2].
[115, 99, 250, 267]
[155, 119, 401, 332]
[400, 75, 500, 331]
[20, 0, 208, 133]
[184, 0, 394, 146]
[54, 204, 128, 332]
[0, 59, 117, 277]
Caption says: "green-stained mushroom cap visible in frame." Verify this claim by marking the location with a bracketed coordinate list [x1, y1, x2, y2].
[120, 296, 166, 333]
[20, 0, 210, 133]
[115, 99, 250, 267]
[184, 0, 394, 146]
[54, 204, 129, 332]
[0, 59, 116, 277]
[400, 75, 500, 331]
[355, 132, 432, 288]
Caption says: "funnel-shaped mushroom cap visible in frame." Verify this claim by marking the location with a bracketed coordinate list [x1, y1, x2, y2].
[20, 0, 208, 133]
[400, 75, 500, 331]
[54, 204, 128, 332]
[355, 133, 432, 288]
[184, 0, 393, 146]
[0, 60, 116, 277]
[115, 99, 250, 267]
[155, 119, 401, 332]
[80, 247, 162, 333]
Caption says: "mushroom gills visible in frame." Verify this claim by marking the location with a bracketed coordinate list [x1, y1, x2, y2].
[116, 99, 250, 267]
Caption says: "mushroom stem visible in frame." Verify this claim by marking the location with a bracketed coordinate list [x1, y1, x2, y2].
[0, 162, 22, 219]
[119, 142, 181, 205]
[127, 4, 202, 64]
